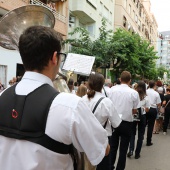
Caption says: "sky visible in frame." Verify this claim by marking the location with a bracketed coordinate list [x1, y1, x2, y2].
[150, 0, 170, 32]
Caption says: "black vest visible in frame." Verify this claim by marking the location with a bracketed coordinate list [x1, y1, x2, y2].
[0, 84, 72, 154]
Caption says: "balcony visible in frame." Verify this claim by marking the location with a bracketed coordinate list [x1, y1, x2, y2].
[70, 0, 96, 24]
[30, 0, 67, 23]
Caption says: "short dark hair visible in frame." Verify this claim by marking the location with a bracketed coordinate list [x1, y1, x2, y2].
[149, 80, 155, 88]
[120, 71, 131, 83]
[87, 73, 104, 99]
[19, 26, 62, 72]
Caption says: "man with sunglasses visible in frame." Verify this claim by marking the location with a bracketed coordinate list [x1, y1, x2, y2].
[0, 26, 109, 170]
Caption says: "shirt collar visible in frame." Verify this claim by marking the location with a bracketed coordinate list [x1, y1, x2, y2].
[120, 84, 129, 87]
[22, 71, 54, 87]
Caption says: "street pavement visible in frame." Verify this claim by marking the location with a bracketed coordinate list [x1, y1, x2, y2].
[125, 131, 170, 170]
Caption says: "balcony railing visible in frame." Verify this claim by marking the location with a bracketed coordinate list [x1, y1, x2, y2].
[30, 0, 67, 23]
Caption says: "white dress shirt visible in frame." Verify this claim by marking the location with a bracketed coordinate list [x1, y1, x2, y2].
[82, 92, 122, 136]
[146, 88, 161, 108]
[0, 71, 108, 170]
[109, 84, 140, 122]
[102, 86, 111, 97]
[137, 96, 150, 115]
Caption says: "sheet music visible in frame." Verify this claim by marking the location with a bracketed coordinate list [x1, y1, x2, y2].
[62, 53, 95, 76]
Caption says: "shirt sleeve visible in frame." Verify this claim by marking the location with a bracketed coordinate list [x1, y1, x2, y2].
[71, 99, 108, 166]
[145, 96, 150, 108]
[132, 91, 140, 109]
[96, 98, 121, 128]
[156, 93, 161, 104]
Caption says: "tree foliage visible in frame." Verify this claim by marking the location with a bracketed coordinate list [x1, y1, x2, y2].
[64, 19, 158, 80]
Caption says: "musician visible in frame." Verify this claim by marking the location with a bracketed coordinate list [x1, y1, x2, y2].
[127, 81, 150, 159]
[0, 26, 109, 170]
[109, 71, 140, 170]
[146, 80, 161, 146]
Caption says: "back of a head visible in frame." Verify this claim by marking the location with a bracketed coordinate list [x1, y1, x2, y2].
[156, 80, 163, 87]
[19, 26, 62, 72]
[166, 86, 170, 92]
[120, 71, 131, 83]
[76, 84, 87, 97]
[157, 87, 163, 93]
[136, 81, 146, 100]
[116, 78, 121, 85]
[87, 73, 104, 99]
[105, 79, 111, 87]
[149, 80, 155, 88]
[67, 78, 74, 91]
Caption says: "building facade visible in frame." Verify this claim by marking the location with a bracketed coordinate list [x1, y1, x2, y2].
[156, 31, 170, 69]
[68, 0, 115, 42]
[114, 0, 158, 50]
[0, 0, 68, 87]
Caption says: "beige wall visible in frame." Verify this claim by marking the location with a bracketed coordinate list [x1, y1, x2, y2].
[0, 0, 68, 37]
[114, 0, 158, 50]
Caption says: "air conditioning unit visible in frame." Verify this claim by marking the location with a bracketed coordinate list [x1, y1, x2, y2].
[69, 16, 75, 23]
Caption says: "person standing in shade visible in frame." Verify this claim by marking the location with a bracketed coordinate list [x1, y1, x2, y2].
[162, 86, 170, 135]
[127, 81, 150, 159]
[0, 26, 110, 170]
[146, 80, 161, 146]
[82, 72, 122, 170]
[109, 71, 140, 170]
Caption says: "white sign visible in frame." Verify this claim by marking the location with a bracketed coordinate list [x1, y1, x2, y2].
[62, 53, 95, 76]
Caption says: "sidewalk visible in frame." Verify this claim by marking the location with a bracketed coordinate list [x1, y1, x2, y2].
[125, 132, 170, 170]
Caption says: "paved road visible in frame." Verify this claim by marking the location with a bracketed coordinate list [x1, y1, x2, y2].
[125, 131, 170, 170]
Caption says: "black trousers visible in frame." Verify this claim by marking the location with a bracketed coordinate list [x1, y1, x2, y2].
[97, 137, 111, 170]
[163, 107, 170, 132]
[146, 108, 157, 144]
[129, 115, 146, 155]
[110, 121, 132, 170]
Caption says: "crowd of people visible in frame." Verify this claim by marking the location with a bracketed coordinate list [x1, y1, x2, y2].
[66, 75, 170, 170]
[0, 25, 170, 170]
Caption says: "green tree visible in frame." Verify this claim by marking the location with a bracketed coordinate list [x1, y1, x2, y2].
[64, 19, 158, 80]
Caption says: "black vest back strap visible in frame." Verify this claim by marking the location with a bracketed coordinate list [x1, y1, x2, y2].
[0, 84, 72, 154]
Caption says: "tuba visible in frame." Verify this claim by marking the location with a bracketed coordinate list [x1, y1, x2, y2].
[0, 5, 70, 92]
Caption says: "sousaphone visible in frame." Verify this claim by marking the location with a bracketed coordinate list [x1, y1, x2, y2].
[0, 5, 70, 92]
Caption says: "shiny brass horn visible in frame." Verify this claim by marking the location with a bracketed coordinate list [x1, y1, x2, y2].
[0, 5, 70, 93]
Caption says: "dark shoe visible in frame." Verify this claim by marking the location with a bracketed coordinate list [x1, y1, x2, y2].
[146, 143, 153, 146]
[135, 154, 140, 159]
[127, 151, 133, 157]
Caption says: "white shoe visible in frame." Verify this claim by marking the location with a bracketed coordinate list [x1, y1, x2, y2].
[163, 132, 167, 135]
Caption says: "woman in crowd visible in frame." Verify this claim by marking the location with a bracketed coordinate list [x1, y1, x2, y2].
[162, 86, 170, 135]
[82, 72, 121, 170]
[127, 81, 150, 159]
[76, 84, 87, 97]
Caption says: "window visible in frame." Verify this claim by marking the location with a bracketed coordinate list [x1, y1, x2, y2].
[103, 6, 109, 20]
[138, 20, 141, 30]
[128, 5, 131, 14]
[123, 16, 127, 28]
[135, 15, 138, 23]
[87, 24, 95, 37]
[0, 65, 7, 88]
[99, 2, 103, 15]
[123, 0, 127, 9]
[133, 10, 135, 20]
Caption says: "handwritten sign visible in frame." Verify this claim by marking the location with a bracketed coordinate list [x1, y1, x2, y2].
[62, 53, 95, 76]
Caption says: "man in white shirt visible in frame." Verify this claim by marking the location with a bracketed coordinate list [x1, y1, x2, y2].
[109, 71, 140, 170]
[146, 80, 161, 146]
[0, 26, 109, 170]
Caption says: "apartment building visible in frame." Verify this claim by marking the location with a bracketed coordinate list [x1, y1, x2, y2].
[0, 0, 68, 87]
[156, 32, 170, 69]
[114, 0, 158, 50]
[68, 0, 115, 41]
